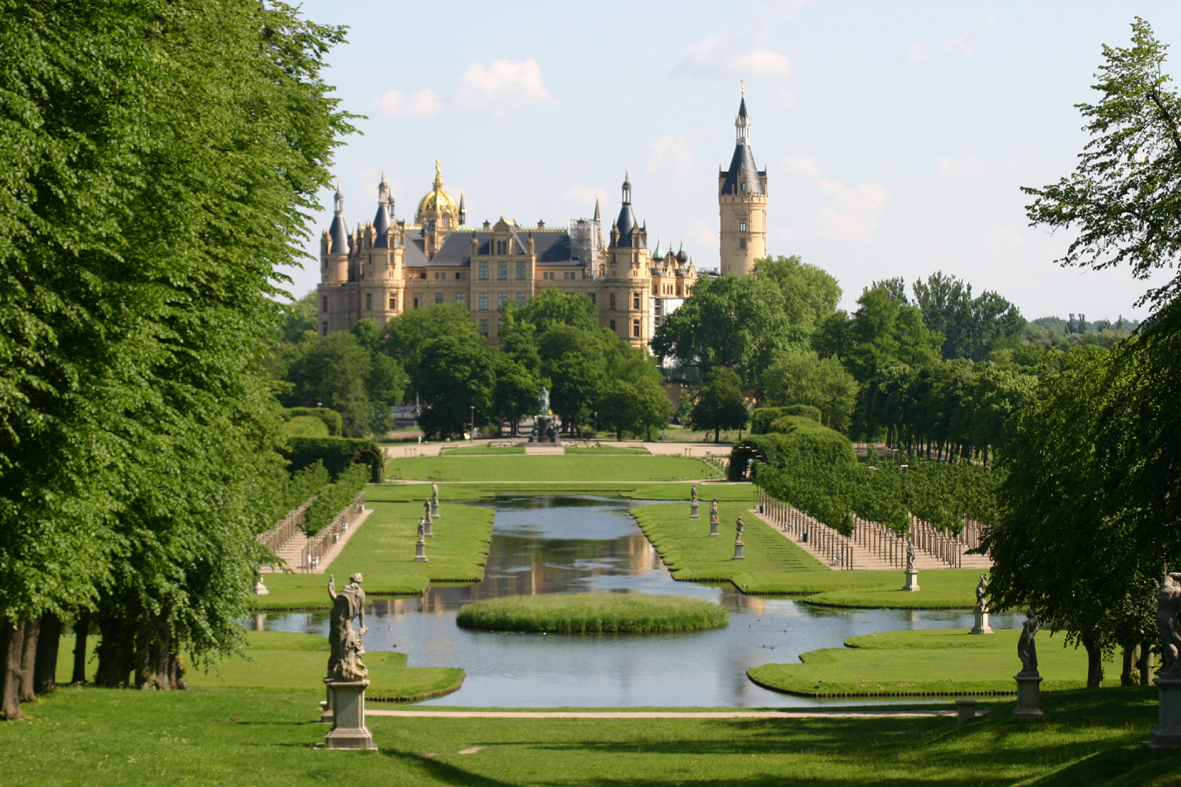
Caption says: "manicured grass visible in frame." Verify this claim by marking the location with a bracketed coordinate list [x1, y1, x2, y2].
[455, 593, 728, 634]
[439, 444, 525, 455]
[747, 628, 1122, 697]
[386, 455, 720, 482]
[633, 501, 826, 581]
[563, 444, 651, 455]
[182, 631, 463, 702]
[734, 567, 987, 608]
[367, 480, 751, 502]
[255, 491, 493, 609]
[4, 684, 1178, 786]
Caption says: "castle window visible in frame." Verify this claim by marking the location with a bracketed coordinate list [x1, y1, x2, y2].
[632, 293, 640, 310]
[740, 182, 746, 193]
[434, 292, 444, 304]
[739, 219, 747, 232]
[609, 319, 616, 332]
[479, 261, 489, 280]
[588, 293, 595, 305]
[389, 294, 397, 310]
[366, 293, 372, 311]
[413, 295, 422, 309]
[609, 293, 616, 311]
[497, 261, 508, 280]
[322, 296, 329, 313]
[456, 292, 466, 307]
[632, 319, 641, 339]
[457, 271, 466, 280]
[479, 319, 489, 336]
[739, 239, 747, 250]
[496, 240, 507, 255]
[497, 293, 508, 308]
[479, 292, 489, 310]
[516, 292, 526, 308]
[652, 285, 658, 295]
[322, 321, 328, 337]
[516, 261, 526, 279]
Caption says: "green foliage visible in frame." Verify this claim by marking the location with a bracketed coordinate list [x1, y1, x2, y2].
[538, 324, 604, 432]
[750, 406, 820, 435]
[510, 288, 598, 333]
[277, 291, 318, 344]
[282, 416, 329, 438]
[301, 464, 369, 536]
[757, 350, 856, 432]
[751, 255, 842, 334]
[455, 593, 728, 634]
[283, 436, 384, 483]
[1022, 17, 1181, 310]
[413, 330, 497, 439]
[273, 462, 330, 523]
[283, 407, 342, 437]
[689, 367, 748, 441]
[386, 455, 719, 483]
[381, 304, 477, 385]
[912, 271, 1025, 361]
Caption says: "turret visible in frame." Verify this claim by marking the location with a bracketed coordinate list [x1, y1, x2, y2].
[718, 89, 767, 276]
[323, 183, 349, 283]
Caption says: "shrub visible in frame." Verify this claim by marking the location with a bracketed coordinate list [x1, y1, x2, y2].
[283, 436, 383, 483]
[751, 405, 821, 434]
[283, 407, 342, 436]
[283, 415, 329, 438]
[302, 464, 370, 536]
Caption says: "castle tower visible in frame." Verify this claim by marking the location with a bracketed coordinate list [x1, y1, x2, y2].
[605, 171, 650, 346]
[718, 91, 767, 277]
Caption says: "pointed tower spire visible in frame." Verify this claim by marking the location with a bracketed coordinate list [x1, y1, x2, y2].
[328, 180, 348, 254]
[652, 237, 664, 261]
[594, 196, 601, 221]
[373, 170, 391, 247]
[458, 189, 466, 225]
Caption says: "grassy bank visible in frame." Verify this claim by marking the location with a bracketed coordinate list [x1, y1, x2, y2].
[456, 593, 728, 634]
[748, 628, 1121, 696]
[3, 685, 1177, 786]
[255, 492, 493, 609]
[386, 455, 720, 482]
[365, 481, 753, 503]
[734, 567, 986, 608]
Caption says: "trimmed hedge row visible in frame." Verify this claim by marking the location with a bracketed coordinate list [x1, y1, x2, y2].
[283, 407, 342, 436]
[303, 464, 370, 536]
[750, 405, 822, 434]
[273, 461, 329, 522]
[728, 428, 854, 482]
[283, 436, 383, 483]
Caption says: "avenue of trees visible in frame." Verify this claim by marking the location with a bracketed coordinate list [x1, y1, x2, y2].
[0, 1, 353, 716]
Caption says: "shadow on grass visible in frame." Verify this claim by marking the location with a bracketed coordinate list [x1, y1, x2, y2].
[381, 748, 519, 787]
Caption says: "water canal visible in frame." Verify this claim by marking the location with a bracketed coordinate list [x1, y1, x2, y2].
[260, 496, 1021, 707]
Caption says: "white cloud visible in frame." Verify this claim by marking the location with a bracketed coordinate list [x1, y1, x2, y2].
[780, 156, 889, 242]
[675, 2, 805, 79]
[647, 134, 703, 181]
[727, 49, 793, 79]
[908, 15, 994, 63]
[907, 43, 928, 63]
[936, 155, 986, 178]
[455, 59, 556, 114]
[371, 88, 444, 118]
[778, 88, 797, 109]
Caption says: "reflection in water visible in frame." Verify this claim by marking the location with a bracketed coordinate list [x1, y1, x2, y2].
[262, 495, 1020, 707]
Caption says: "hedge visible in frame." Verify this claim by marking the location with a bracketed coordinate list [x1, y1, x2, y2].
[729, 426, 853, 482]
[303, 464, 370, 536]
[283, 437, 383, 483]
[283, 407, 342, 437]
[750, 405, 822, 434]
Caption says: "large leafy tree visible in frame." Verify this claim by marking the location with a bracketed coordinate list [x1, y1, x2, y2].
[911, 272, 1025, 361]
[0, 0, 353, 706]
[751, 255, 842, 340]
[690, 367, 748, 442]
[538, 325, 604, 434]
[757, 351, 857, 433]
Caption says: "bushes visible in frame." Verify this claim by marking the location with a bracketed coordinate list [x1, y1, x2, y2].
[272, 461, 330, 522]
[729, 428, 854, 482]
[751, 405, 821, 434]
[302, 464, 370, 536]
[283, 407, 342, 436]
[283, 436, 383, 482]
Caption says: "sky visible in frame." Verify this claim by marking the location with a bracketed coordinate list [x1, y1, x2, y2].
[282, 0, 1181, 322]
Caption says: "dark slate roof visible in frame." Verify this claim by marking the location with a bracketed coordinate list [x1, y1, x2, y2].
[616, 204, 637, 246]
[372, 203, 391, 248]
[406, 230, 584, 268]
[720, 143, 765, 196]
[328, 214, 349, 254]
[738, 95, 748, 120]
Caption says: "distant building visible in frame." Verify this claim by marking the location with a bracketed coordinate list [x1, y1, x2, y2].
[718, 91, 767, 277]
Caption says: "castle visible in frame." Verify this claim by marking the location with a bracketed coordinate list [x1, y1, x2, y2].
[317, 95, 766, 346]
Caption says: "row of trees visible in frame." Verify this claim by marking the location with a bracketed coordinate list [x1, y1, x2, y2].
[0, 1, 353, 716]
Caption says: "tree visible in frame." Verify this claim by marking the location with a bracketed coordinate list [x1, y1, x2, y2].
[751, 255, 842, 338]
[757, 351, 857, 433]
[414, 333, 497, 439]
[512, 289, 598, 334]
[538, 325, 604, 434]
[493, 358, 539, 436]
[279, 291, 318, 343]
[596, 376, 672, 441]
[690, 367, 748, 442]
[652, 274, 795, 385]
[911, 272, 1025, 361]
[1023, 18, 1181, 311]
[382, 304, 475, 386]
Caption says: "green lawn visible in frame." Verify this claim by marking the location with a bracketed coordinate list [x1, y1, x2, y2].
[438, 444, 525, 455]
[563, 444, 651, 455]
[255, 493, 493, 609]
[456, 593, 728, 633]
[748, 628, 1122, 696]
[386, 455, 720, 482]
[3, 685, 1177, 786]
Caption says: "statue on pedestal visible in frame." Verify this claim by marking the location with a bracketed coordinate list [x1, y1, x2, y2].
[1017, 609, 1040, 677]
[423, 498, 432, 523]
[1158, 573, 1181, 678]
[327, 573, 368, 682]
[709, 499, 719, 523]
[906, 542, 915, 572]
[975, 573, 990, 612]
[539, 386, 550, 415]
[691, 485, 698, 504]
[735, 517, 744, 537]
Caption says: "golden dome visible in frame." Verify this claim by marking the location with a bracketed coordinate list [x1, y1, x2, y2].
[416, 160, 459, 220]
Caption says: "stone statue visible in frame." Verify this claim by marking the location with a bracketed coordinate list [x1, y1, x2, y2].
[432, 482, 439, 502]
[423, 498, 432, 522]
[691, 485, 698, 504]
[327, 573, 368, 682]
[1017, 609, 1039, 677]
[1158, 573, 1181, 678]
[975, 573, 990, 612]
[538, 386, 550, 415]
[417, 518, 426, 541]
[906, 542, 915, 572]
[709, 499, 719, 522]
[735, 516, 744, 537]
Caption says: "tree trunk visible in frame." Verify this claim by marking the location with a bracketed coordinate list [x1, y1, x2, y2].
[1121, 645, 1137, 687]
[714, 427, 720, 442]
[0, 620, 25, 720]
[95, 618, 133, 688]
[1139, 641, 1155, 686]
[72, 615, 89, 685]
[18, 618, 38, 703]
[34, 613, 61, 695]
[1083, 635, 1104, 688]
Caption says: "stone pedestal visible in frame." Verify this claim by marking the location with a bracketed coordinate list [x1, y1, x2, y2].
[954, 698, 977, 726]
[320, 679, 376, 750]
[423, 518, 433, 537]
[709, 520, 719, 537]
[431, 499, 439, 518]
[1146, 677, 1181, 749]
[971, 607, 993, 634]
[733, 540, 745, 561]
[319, 683, 334, 724]
[414, 540, 428, 562]
[903, 570, 920, 592]
[689, 502, 700, 520]
[1012, 675, 1044, 721]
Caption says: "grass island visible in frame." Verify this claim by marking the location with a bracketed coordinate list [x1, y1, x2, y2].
[456, 593, 728, 634]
